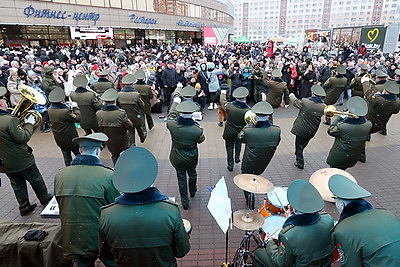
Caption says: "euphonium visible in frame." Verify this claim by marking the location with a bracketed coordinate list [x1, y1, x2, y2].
[244, 110, 257, 126]
[324, 105, 359, 119]
[11, 84, 46, 128]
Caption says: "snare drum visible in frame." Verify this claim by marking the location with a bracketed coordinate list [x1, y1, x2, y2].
[262, 215, 286, 239]
[264, 187, 289, 215]
[182, 219, 192, 235]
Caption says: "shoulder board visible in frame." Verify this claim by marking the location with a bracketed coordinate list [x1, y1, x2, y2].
[161, 199, 179, 206]
[281, 224, 295, 234]
[101, 202, 118, 209]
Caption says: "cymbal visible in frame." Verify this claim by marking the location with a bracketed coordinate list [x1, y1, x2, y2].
[233, 210, 265, 231]
[309, 168, 357, 202]
[234, 174, 274, 194]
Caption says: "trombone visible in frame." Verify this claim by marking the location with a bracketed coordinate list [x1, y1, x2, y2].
[324, 105, 359, 119]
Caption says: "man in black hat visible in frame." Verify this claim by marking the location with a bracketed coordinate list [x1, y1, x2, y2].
[162, 60, 178, 106]
[350, 63, 369, 98]
[0, 87, 52, 215]
[48, 87, 81, 166]
[118, 73, 146, 145]
[93, 69, 114, 96]
[167, 101, 205, 209]
[134, 69, 154, 131]
[70, 75, 102, 135]
[99, 147, 190, 266]
[238, 101, 281, 208]
[329, 174, 400, 266]
[221, 87, 250, 171]
[253, 180, 334, 266]
[96, 88, 133, 165]
[55, 133, 120, 267]
[290, 85, 326, 169]
[41, 66, 58, 97]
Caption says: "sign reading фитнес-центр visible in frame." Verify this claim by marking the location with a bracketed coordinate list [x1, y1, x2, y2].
[23, 5, 100, 25]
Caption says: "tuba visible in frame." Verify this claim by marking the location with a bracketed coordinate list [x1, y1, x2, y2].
[244, 110, 257, 126]
[11, 84, 46, 128]
[324, 105, 359, 119]
[362, 73, 376, 85]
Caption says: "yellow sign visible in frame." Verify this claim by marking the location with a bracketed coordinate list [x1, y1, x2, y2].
[367, 28, 379, 43]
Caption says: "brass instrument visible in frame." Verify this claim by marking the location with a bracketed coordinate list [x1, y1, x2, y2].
[362, 73, 376, 85]
[11, 84, 46, 128]
[244, 110, 257, 126]
[330, 70, 337, 77]
[324, 105, 359, 119]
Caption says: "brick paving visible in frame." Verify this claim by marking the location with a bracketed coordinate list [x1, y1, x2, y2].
[1, 101, 400, 266]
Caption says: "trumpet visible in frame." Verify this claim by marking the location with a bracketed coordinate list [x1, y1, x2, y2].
[11, 84, 46, 128]
[324, 105, 359, 119]
[244, 110, 257, 126]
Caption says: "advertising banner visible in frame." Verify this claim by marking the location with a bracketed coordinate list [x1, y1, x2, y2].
[203, 27, 229, 45]
[360, 26, 387, 51]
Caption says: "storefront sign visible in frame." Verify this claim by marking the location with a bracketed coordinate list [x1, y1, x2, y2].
[203, 27, 229, 45]
[23, 5, 100, 25]
[177, 20, 204, 28]
[130, 14, 158, 24]
[360, 26, 387, 51]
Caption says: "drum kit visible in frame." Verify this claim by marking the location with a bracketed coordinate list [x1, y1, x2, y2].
[231, 174, 289, 267]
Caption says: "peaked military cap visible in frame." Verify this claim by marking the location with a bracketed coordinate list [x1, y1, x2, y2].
[100, 88, 118, 101]
[336, 65, 346, 75]
[180, 86, 196, 97]
[176, 100, 199, 113]
[311, 84, 326, 97]
[122, 74, 136, 84]
[384, 80, 400, 94]
[43, 66, 55, 74]
[252, 101, 273, 115]
[395, 69, 400, 76]
[135, 69, 146, 80]
[113, 146, 158, 193]
[99, 69, 110, 76]
[347, 96, 368, 116]
[360, 63, 369, 71]
[375, 70, 388, 78]
[329, 174, 371, 200]
[0, 87, 6, 98]
[48, 87, 65, 103]
[73, 75, 88, 88]
[232, 87, 249, 98]
[287, 179, 324, 213]
[272, 68, 282, 77]
[73, 132, 108, 148]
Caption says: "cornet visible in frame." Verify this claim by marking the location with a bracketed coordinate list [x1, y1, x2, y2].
[324, 105, 359, 119]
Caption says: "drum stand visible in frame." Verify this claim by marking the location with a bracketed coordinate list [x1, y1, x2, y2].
[231, 229, 264, 267]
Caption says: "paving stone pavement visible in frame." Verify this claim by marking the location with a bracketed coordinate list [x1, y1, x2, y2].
[1, 101, 399, 266]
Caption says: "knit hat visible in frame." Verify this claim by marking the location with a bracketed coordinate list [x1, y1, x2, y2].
[27, 70, 36, 77]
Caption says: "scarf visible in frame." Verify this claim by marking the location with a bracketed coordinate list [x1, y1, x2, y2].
[339, 199, 373, 222]
[283, 213, 321, 228]
[115, 187, 168, 205]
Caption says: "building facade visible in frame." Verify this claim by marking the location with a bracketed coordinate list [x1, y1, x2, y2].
[0, 0, 234, 47]
[232, 0, 399, 41]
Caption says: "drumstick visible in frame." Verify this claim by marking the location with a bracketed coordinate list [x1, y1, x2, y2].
[274, 191, 289, 216]
[270, 227, 281, 237]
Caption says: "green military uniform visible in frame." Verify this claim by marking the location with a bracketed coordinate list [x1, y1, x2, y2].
[167, 101, 205, 209]
[96, 89, 133, 165]
[0, 107, 51, 215]
[323, 65, 347, 105]
[134, 70, 154, 130]
[254, 180, 334, 267]
[41, 67, 59, 97]
[350, 64, 369, 97]
[329, 174, 400, 266]
[326, 97, 372, 170]
[48, 88, 81, 166]
[93, 69, 114, 96]
[372, 70, 388, 93]
[167, 86, 197, 120]
[364, 81, 400, 134]
[290, 85, 326, 169]
[262, 69, 290, 108]
[118, 74, 147, 145]
[70, 75, 102, 135]
[252, 67, 264, 102]
[221, 87, 250, 171]
[99, 147, 190, 266]
[54, 133, 120, 264]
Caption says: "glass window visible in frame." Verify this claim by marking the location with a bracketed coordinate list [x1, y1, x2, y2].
[114, 29, 126, 39]
[137, 0, 146, 11]
[146, 0, 155, 12]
